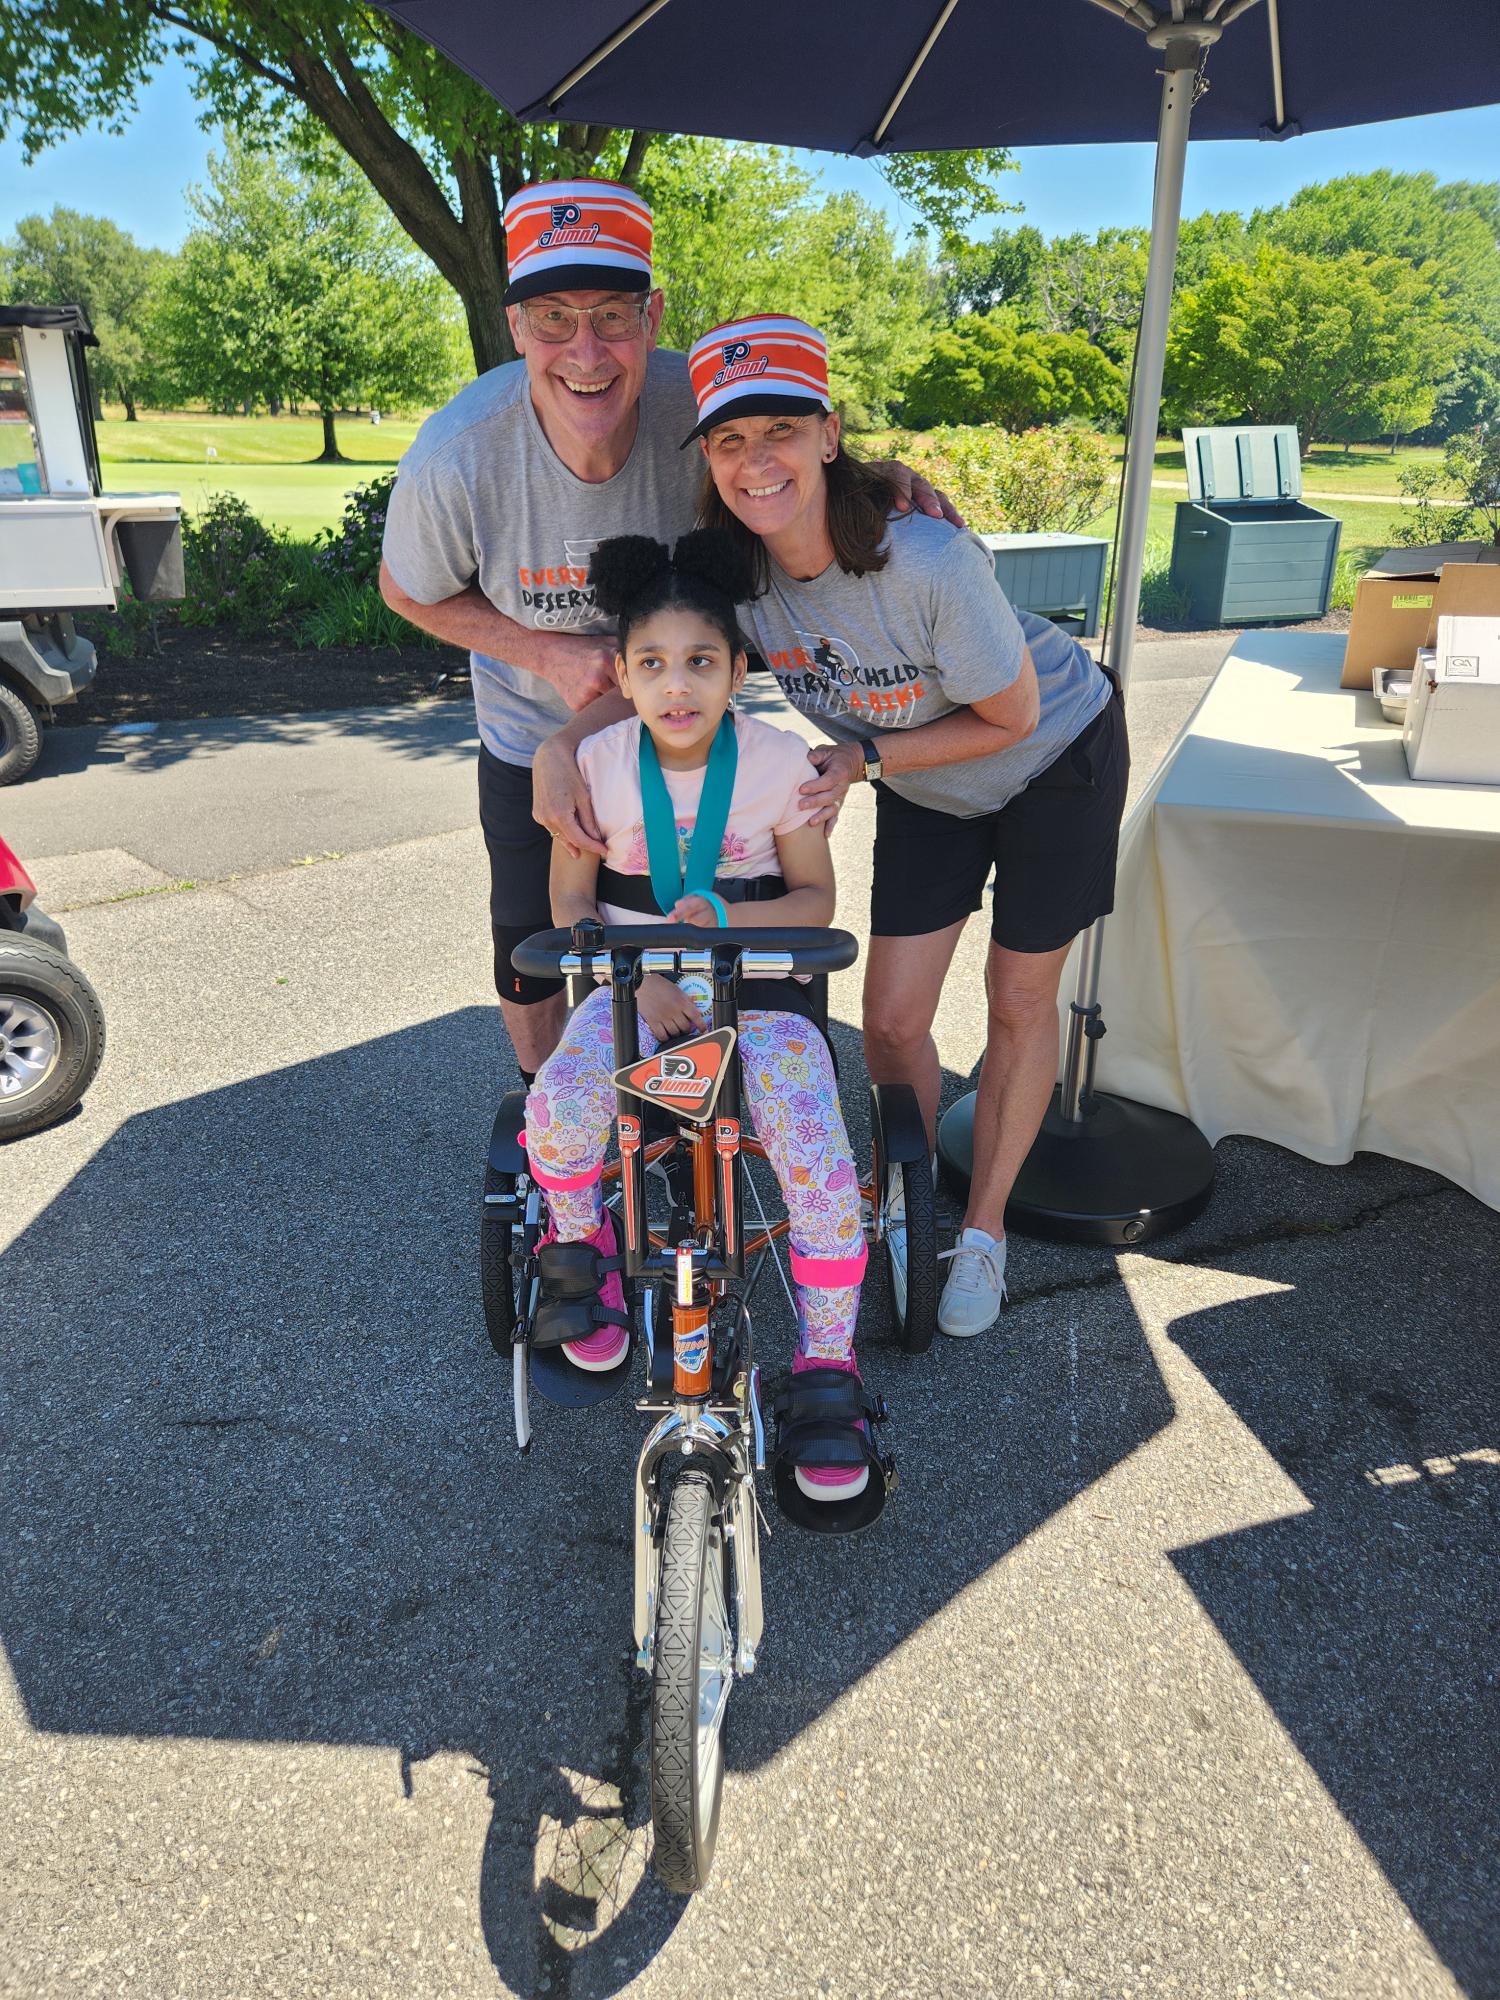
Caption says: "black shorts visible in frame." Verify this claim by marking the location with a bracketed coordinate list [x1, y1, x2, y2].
[477, 746, 562, 1004]
[869, 689, 1129, 953]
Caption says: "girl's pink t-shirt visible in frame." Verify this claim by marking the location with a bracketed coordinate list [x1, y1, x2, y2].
[578, 711, 821, 926]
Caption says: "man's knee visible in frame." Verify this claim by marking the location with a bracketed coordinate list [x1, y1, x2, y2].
[492, 923, 564, 1006]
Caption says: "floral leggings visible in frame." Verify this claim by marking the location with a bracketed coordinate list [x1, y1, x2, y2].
[524, 985, 865, 1362]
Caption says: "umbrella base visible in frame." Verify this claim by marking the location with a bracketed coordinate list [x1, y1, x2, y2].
[936, 1087, 1216, 1246]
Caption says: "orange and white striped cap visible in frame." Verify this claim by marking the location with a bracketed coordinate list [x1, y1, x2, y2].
[683, 315, 831, 445]
[502, 178, 653, 306]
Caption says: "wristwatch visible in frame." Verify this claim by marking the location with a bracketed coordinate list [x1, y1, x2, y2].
[857, 736, 884, 783]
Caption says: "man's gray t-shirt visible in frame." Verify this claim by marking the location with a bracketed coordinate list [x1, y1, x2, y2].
[382, 349, 699, 766]
[739, 512, 1111, 818]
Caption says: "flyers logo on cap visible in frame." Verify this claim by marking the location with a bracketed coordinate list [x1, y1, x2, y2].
[683, 314, 831, 445]
[502, 178, 653, 306]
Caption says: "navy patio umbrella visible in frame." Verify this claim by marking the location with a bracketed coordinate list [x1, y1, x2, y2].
[379, 0, 1500, 1240]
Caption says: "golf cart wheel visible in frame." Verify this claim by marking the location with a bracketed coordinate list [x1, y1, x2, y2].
[0, 932, 105, 1140]
[0, 682, 42, 787]
[650, 1470, 732, 1895]
[481, 1164, 522, 1354]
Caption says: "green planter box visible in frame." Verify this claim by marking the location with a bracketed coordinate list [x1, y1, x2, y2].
[980, 532, 1109, 638]
[1169, 425, 1342, 624]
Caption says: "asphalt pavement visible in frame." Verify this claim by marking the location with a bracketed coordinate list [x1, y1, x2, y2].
[2, 639, 1495, 2000]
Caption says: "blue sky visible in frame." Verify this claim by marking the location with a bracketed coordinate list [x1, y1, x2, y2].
[2, 53, 1497, 257]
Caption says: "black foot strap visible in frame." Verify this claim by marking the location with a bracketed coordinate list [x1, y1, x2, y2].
[532, 1239, 630, 1350]
[768, 1367, 895, 1536]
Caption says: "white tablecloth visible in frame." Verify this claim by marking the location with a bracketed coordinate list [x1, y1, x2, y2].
[1075, 633, 1500, 1208]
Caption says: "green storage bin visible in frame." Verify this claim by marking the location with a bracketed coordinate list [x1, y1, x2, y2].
[980, 532, 1109, 638]
[1170, 425, 1341, 624]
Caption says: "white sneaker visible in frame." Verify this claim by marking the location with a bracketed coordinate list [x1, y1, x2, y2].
[937, 1228, 1008, 1338]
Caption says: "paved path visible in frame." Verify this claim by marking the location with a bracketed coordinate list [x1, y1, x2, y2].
[1150, 477, 1460, 507]
[2, 646, 1494, 2000]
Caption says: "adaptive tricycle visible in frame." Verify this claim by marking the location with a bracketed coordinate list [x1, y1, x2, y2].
[479, 918, 935, 1892]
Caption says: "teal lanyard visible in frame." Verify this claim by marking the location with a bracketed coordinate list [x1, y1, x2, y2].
[638, 713, 739, 917]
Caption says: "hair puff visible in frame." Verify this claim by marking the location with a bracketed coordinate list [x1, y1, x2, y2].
[671, 528, 755, 608]
[588, 535, 672, 618]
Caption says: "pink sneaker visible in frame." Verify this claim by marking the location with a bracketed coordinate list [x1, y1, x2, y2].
[537, 1211, 630, 1372]
[791, 1351, 870, 1501]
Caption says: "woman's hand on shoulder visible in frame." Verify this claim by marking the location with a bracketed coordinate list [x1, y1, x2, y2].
[531, 735, 608, 859]
[867, 459, 966, 530]
[799, 739, 864, 827]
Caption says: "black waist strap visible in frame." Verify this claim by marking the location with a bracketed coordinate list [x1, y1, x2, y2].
[596, 866, 788, 915]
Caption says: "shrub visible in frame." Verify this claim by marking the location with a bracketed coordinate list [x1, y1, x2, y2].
[898, 311, 1124, 431]
[179, 492, 310, 635]
[292, 574, 439, 651]
[1390, 462, 1474, 548]
[314, 472, 397, 584]
[884, 424, 1114, 535]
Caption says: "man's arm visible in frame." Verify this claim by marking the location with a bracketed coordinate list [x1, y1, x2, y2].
[378, 560, 617, 712]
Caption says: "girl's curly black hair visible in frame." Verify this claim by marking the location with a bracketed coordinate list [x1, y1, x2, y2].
[589, 529, 755, 656]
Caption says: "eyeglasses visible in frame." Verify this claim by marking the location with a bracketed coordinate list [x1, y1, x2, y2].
[518, 299, 651, 343]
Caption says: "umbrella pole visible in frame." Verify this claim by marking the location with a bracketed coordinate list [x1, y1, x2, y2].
[938, 26, 1219, 1245]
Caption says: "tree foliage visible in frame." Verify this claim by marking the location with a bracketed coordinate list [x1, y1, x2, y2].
[0, 0, 1012, 385]
[900, 309, 1123, 432]
[3, 207, 172, 417]
[154, 136, 464, 456]
[1165, 245, 1458, 452]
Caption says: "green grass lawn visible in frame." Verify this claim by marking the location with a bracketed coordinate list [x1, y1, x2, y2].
[97, 407, 1455, 545]
[96, 409, 422, 536]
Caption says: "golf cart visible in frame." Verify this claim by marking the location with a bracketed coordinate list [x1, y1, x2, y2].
[0, 833, 105, 1139]
[0, 302, 184, 783]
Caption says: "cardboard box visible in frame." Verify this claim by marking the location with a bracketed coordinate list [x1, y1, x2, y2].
[1403, 615, 1500, 784]
[1342, 542, 1500, 688]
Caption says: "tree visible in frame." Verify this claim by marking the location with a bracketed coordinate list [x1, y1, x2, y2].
[899, 309, 1123, 432]
[155, 137, 464, 457]
[0, 1, 1014, 380]
[639, 139, 818, 358]
[787, 194, 939, 430]
[939, 224, 1045, 321]
[639, 137, 964, 428]
[1034, 227, 1149, 364]
[3, 207, 172, 418]
[1165, 245, 1458, 452]
[1254, 171, 1500, 443]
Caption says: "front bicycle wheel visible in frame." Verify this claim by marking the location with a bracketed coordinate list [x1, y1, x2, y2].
[650, 1470, 732, 1893]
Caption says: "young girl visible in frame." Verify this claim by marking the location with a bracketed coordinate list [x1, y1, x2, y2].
[523, 529, 877, 1518]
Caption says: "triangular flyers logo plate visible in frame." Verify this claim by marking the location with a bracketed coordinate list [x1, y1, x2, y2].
[612, 1027, 736, 1125]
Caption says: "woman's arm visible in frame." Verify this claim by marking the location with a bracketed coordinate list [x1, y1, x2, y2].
[670, 822, 835, 930]
[799, 648, 1040, 816]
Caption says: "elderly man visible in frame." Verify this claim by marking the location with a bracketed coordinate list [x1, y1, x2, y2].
[381, 176, 944, 1082]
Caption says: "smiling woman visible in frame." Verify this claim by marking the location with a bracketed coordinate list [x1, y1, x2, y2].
[693, 311, 1128, 1338]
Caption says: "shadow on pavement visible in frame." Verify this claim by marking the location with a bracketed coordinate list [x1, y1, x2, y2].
[0, 1007, 1172, 1997]
[1166, 1236, 1499, 1998]
[31, 700, 477, 781]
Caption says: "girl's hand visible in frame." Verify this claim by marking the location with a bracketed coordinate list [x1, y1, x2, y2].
[668, 894, 721, 928]
[799, 740, 863, 826]
[637, 972, 704, 1042]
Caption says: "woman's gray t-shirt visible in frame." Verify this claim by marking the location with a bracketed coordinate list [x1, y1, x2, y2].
[740, 511, 1110, 819]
